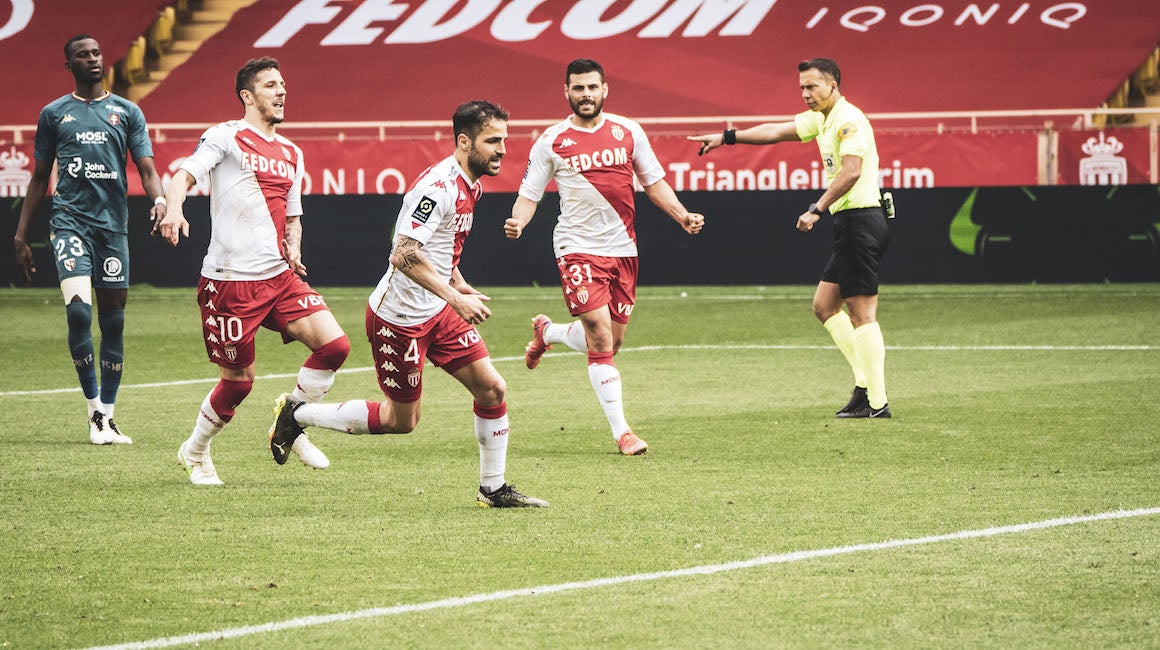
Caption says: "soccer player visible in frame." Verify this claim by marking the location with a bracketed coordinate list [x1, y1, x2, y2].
[689, 57, 892, 418]
[270, 100, 547, 508]
[504, 58, 705, 455]
[13, 34, 167, 445]
[158, 58, 351, 485]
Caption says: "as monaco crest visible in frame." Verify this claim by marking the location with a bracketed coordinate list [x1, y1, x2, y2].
[610, 125, 624, 141]
[576, 286, 589, 305]
[407, 372, 421, 387]
[224, 345, 238, 362]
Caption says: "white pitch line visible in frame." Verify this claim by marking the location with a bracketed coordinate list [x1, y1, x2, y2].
[2, 343, 1155, 397]
[82, 506, 1160, 650]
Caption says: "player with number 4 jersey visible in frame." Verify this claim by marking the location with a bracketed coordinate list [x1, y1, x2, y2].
[269, 100, 548, 508]
[505, 58, 705, 456]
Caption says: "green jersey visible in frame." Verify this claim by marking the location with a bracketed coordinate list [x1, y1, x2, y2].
[794, 96, 880, 213]
[33, 93, 153, 234]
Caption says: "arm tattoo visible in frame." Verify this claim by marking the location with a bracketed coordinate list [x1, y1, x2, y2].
[284, 218, 302, 249]
[392, 236, 425, 271]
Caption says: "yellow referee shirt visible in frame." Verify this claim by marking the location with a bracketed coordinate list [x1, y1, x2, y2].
[794, 96, 881, 212]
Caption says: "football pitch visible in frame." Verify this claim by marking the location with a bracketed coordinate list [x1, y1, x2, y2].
[2, 284, 1158, 649]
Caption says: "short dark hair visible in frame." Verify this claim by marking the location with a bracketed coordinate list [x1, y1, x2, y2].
[453, 100, 509, 141]
[798, 58, 841, 87]
[566, 58, 605, 84]
[64, 34, 96, 59]
[236, 57, 280, 106]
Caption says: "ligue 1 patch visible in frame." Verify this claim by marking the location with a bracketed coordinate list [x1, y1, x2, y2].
[411, 196, 436, 223]
[838, 122, 858, 141]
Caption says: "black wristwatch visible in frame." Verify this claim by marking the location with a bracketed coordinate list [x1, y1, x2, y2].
[808, 203, 827, 216]
[723, 129, 737, 145]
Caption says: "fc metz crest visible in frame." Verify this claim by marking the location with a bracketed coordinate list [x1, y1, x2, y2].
[408, 372, 421, 387]
[610, 125, 624, 141]
[576, 286, 589, 305]
[64, 258, 76, 272]
[224, 345, 238, 362]
[108, 113, 120, 126]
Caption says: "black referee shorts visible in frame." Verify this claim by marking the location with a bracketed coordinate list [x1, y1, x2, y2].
[820, 207, 890, 298]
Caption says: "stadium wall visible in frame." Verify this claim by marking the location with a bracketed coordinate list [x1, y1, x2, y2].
[4, 187, 1158, 289]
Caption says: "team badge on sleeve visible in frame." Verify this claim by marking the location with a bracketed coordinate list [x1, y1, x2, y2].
[411, 196, 437, 224]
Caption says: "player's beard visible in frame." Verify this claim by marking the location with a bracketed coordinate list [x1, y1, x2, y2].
[570, 96, 603, 120]
[467, 145, 501, 178]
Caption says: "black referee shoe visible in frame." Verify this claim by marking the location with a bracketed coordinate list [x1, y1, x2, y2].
[835, 386, 869, 418]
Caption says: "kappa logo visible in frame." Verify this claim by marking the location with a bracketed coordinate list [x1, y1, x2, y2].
[380, 360, 398, 372]
[378, 326, 395, 337]
[205, 281, 217, 293]
[205, 299, 216, 311]
[61, 114, 76, 124]
[207, 333, 220, 344]
[380, 344, 396, 355]
[382, 377, 401, 389]
[560, 137, 577, 148]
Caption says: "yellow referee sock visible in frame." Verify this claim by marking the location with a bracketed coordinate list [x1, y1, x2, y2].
[852, 322, 888, 409]
[823, 311, 867, 388]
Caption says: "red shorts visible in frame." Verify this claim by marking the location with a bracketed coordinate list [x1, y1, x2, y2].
[198, 270, 331, 368]
[555, 253, 638, 324]
[364, 303, 490, 403]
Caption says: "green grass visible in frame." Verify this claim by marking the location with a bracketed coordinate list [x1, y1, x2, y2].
[2, 284, 1159, 649]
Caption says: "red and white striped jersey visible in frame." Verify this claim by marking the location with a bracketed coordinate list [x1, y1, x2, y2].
[370, 156, 482, 327]
[180, 120, 304, 281]
[519, 113, 665, 258]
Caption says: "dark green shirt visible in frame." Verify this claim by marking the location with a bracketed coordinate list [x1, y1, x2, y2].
[34, 93, 153, 234]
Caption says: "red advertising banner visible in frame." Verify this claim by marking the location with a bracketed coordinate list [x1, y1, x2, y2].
[1055, 129, 1154, 186]
[0, 130, 1047, 199]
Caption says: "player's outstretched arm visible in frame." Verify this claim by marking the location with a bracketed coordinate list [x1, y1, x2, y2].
[13, 157, 53, 285]
[504, 196, 538, 240]
[159, 170, 195, 246]
[391, 236, 491, 324]
[643, 179, 704, 235]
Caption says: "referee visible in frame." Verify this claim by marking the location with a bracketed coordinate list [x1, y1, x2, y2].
[689, 57, 891, 418]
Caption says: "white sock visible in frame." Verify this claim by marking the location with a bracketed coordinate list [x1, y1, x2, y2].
[545, 321, 588, 352]
[101, 403, 115, 419]
[292, 366, 335, 404]
[295, 400, 374, 434]
[588, 362, 631, 440]
[86, 397, 103, 417]
[186, 390, 225, 456]
[475, 412, 509, 492]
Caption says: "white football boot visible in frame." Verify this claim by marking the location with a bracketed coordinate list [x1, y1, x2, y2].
[177, 441, 224, 485]
[89, 411, 114, 445]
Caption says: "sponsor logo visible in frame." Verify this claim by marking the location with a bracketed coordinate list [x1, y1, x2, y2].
[1079, 132, 1127, 186]
[63, 258, 76, 272]
[60, 114, 76, 124]
[240, 151, 295, 179]
[492, 427, 509, 437]
[75, 131, 109, 144]
[66, 156, 82, 178]
[576, 286, 589, 305]
[457, 330, 481, 347]
[296, 295, 326, 309]
[103, 257, 123, 277]
[411, 195, 436, 223]
[224, 345, 238, 362]
[451, 212, 473, 233]
[562, 146, 629, 172]
[610, 124, 624, 141]
[600, 376, 620, 386]
[107, 104, 126, 113]
[108, 113, 120, 126]
[407, 372, 421, 387]
[0, 147, 32, 198]
[615, 303, 634, 316]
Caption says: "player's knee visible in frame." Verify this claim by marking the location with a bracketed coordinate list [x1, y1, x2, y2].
[65, 300, 92, 330]
[97, 309, 125, 336]
[812, 302, 836, 323]
[308, 335, 351, 371]
[376, 401, 420, 434]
